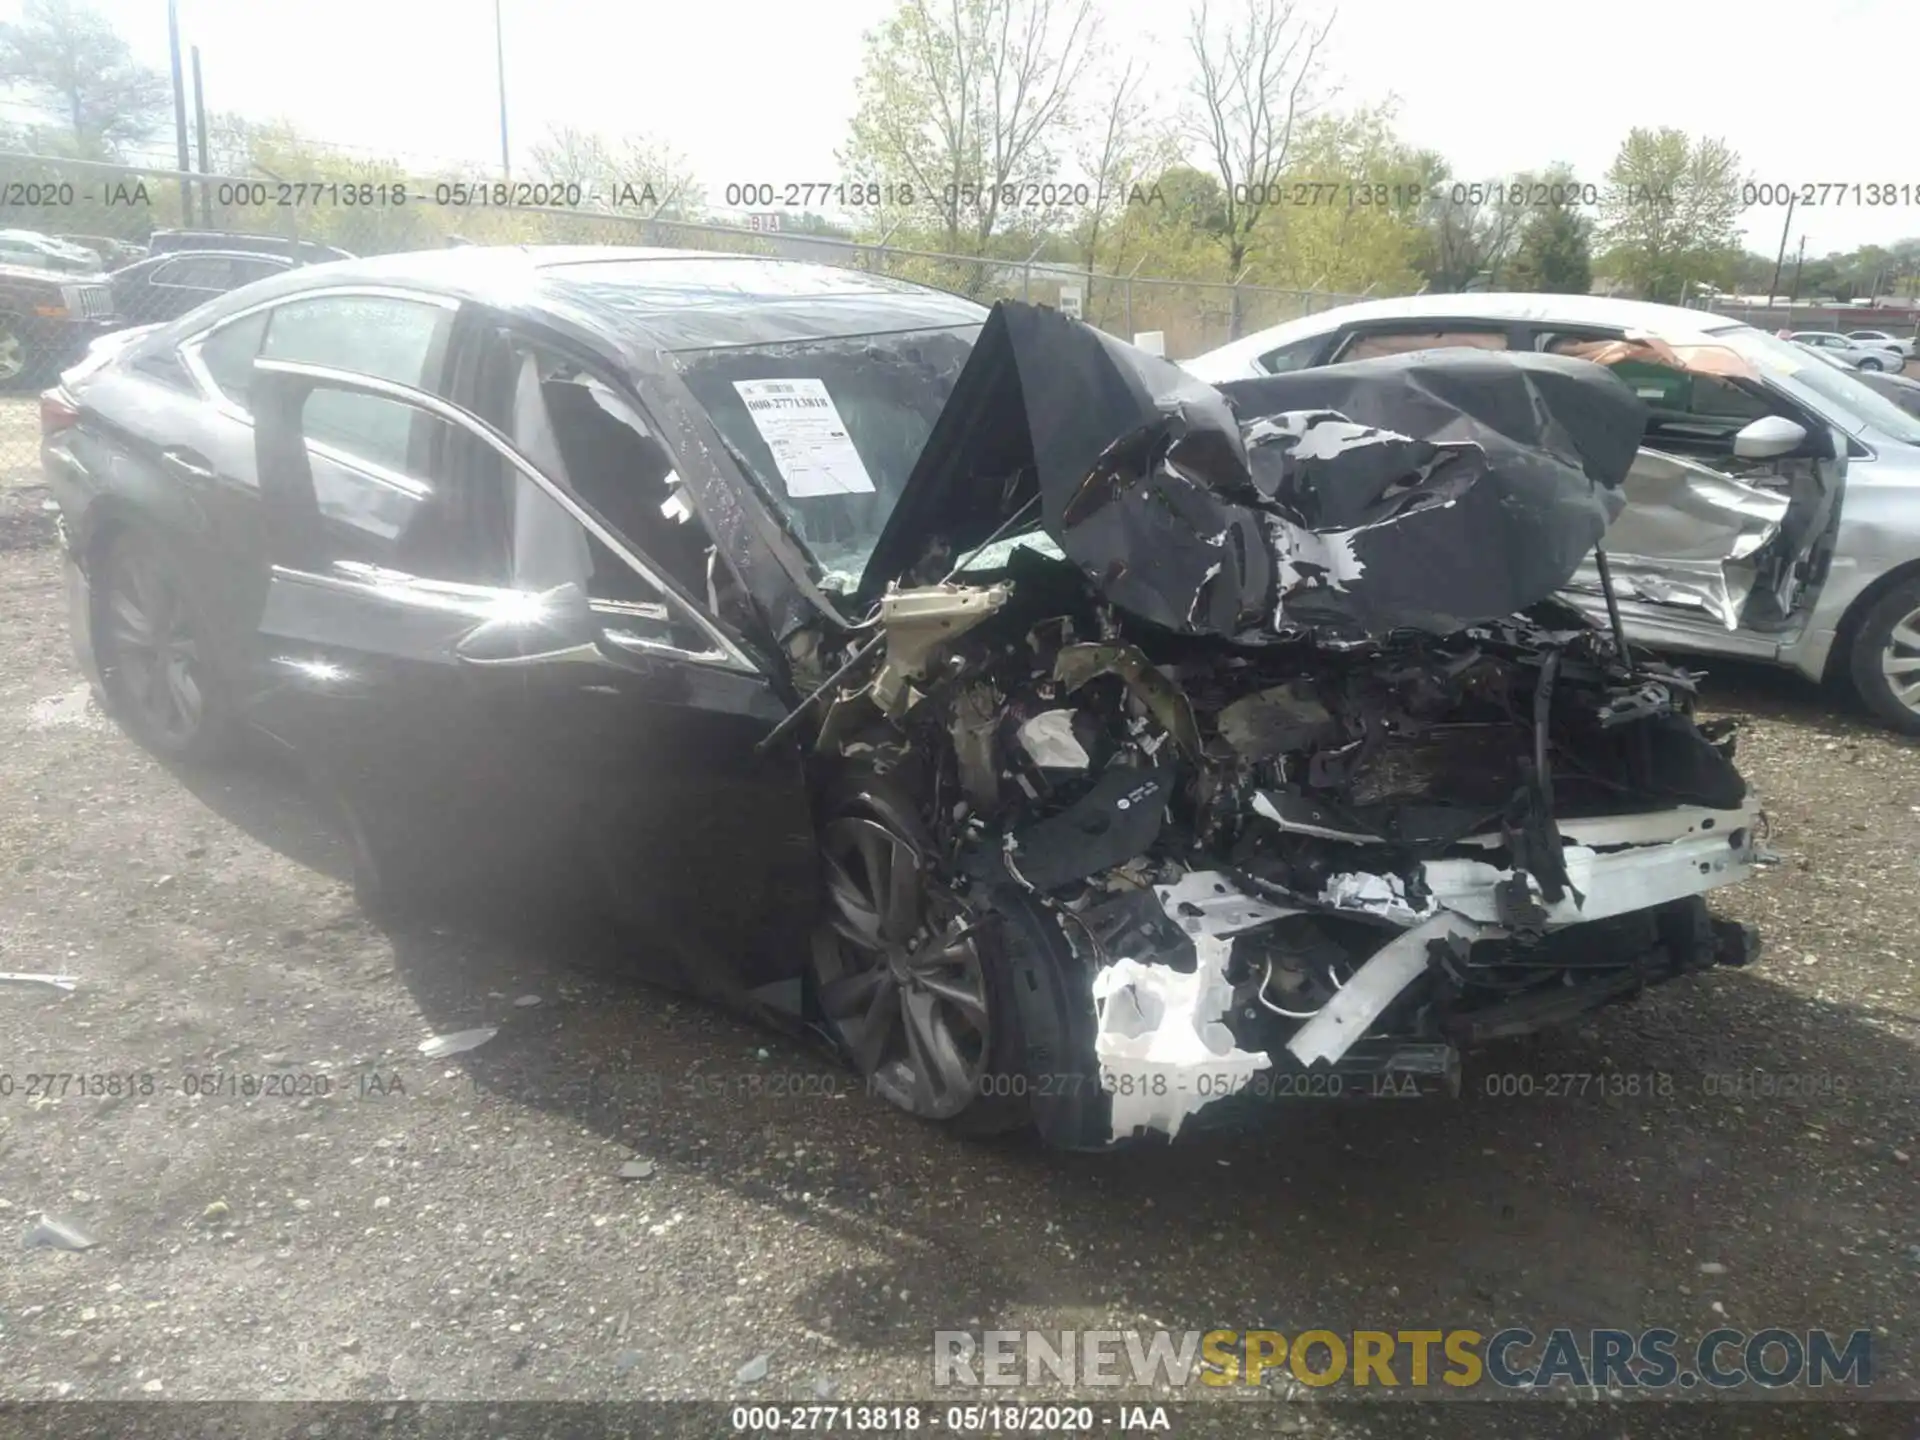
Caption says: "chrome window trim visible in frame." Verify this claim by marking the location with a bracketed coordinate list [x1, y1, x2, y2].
[257, 359, 755, 674]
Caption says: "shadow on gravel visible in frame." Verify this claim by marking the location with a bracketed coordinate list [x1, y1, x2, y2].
[160, 736, 358, 883]
[129, 696, 1919, 1397]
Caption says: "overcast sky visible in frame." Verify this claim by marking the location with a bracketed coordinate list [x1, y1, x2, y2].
[14, 0, 1915, 258]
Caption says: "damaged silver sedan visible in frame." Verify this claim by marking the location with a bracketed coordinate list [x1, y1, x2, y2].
[45, 251, 1760, 1148]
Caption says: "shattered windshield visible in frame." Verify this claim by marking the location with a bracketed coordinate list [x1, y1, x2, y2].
[1709, 325, 1920, 445]
[674, 325, 981, 591]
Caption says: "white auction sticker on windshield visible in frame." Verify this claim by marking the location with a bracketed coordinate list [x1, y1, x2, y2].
[731, 378, 876, 496]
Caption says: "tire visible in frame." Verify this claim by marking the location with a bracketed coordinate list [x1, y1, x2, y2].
[808, 777, 1035, 1135]
[0, 312, 29, 389]
[298, 765, 452, 928]
[986, 885, 1114, 1150]
[1859, 356, 1886, 372]
[1847, 575, 1920, 735]
[92, 529, 235, 763]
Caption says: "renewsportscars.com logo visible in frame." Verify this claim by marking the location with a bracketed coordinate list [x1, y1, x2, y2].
[932, 1327, 1873, 1391]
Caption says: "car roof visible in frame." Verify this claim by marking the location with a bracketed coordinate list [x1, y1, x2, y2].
[1189, 291, 1755, 374]
[131, 249, 292, 264]
[158, 245, 991, 354]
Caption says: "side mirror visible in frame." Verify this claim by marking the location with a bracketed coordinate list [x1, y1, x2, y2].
[454, 582, 603, 667]
[1732, 415, 1808, 460]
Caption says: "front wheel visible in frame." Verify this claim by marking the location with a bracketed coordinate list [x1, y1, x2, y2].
[809, 785, 1031, 1134]
[1859, 355, 1887, 372]
[0, 312, 34, 389]
[1848, 576, 1920, 734]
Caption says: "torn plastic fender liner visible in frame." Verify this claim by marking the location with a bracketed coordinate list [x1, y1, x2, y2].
[858, 301, 1650, 642]
[1092, 871, 1296, 1140]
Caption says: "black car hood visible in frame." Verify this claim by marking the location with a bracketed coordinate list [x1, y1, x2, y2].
[857, 301, 1648, 640]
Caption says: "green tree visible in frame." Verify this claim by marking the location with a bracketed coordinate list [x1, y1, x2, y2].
[0, 0, 169, 158]
[526, 125, 705, 219]
[1186, 0, 1334, 332]
[1071, 57, 1172, 291]
[1507, 166, 1593, 294]
[1596, 127, 1741, 302]
[1251, 105, 1425, 294]
[1413, 162, 1536, 293]
[839, 0, 1097, 280]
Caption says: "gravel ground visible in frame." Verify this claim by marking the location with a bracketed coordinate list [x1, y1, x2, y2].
[0, 510, 1917, 1434]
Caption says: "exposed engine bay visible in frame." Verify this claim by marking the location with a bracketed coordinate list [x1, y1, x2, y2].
[787, 305, 1762, 1144]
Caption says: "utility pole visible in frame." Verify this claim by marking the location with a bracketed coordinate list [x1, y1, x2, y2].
[1787, 235, 1807, 306]
[1767, 194, 1797, 305]
[494, 0, 511, 178]
[191, 46, 211, 226]
[167, 0, 191, 220]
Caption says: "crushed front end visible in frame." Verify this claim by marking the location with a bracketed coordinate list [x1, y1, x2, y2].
[791, 304, 1763, 1146]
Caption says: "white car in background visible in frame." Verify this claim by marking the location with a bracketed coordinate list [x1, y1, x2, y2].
[1184, 293, 1920, 732]
[1845, 329, 1915, 361]
[1790, 331, 1898, 371]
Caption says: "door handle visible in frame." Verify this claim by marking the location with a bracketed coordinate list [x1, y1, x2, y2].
[159, 448, 216, 483]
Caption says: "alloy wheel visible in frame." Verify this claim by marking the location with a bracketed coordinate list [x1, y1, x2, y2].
[100, 540, 207, 750]
[1881, 601, 1920, 717]
[0, 319, 23, 384]
[813, 815, 991, 1120]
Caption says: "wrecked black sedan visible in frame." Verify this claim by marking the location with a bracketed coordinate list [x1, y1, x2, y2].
[43, 249, 1761, 1147]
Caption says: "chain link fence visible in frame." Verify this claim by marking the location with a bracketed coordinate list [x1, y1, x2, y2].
[0, 149, 1372, 518]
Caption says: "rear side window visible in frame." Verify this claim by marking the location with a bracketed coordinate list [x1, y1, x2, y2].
[1339, 328, 1510, 361]
[196, 309, 269, 403]
[261, 297, 446, 471]
[192, 295, 450, 473]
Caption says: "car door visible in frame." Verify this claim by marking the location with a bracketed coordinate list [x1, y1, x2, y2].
[1529, 327, 1849, 650]
[246, 353, 819, 1014]
[160, 290, 459, 696]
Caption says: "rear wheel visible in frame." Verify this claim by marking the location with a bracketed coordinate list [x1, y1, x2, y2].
[0, 313, 27, 387]
[1849, 576, 1920, 735]
[1859, 355, 1887, 372]
[93, 530, 234, 762]
[809, 785, 1028, 1133]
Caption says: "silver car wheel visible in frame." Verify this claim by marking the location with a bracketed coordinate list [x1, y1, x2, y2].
[1881, 602, 1920, 715]
[812, 815, 992, 1120]
[0, 319, 24, 383]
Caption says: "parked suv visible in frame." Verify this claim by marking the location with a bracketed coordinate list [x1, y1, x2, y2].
[109, 250, 294, 324]
[0, 262, 117, 385]
[0, 229, 106, 274]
